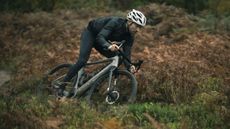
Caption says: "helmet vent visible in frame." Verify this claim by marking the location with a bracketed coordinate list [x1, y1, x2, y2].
[127, 9, 146, 26]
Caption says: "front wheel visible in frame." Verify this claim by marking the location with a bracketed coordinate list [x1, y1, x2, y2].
[86, 70, 137, 107]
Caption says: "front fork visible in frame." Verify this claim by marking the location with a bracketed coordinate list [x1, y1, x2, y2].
[106, 67, 118, 94]
[105, 68, 120, 104]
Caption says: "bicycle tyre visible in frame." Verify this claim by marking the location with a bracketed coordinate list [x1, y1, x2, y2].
[47, 63, 73, 96]
[87, 70, 137, 106]
[48, 64, 72, 75]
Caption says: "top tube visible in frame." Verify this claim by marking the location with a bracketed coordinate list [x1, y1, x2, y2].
[86, 57, 115, 66]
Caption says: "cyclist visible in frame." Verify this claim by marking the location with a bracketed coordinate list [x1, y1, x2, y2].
[58, 9, 146, 96]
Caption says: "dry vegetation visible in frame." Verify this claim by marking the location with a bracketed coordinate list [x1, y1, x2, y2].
[0, 3, 229, 129]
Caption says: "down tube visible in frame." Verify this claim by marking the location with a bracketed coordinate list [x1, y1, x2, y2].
[75, 65, 115, 96]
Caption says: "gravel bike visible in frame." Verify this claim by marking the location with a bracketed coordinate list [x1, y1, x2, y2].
[47, 41, 143, 106]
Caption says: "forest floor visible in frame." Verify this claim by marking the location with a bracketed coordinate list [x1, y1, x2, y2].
[0, 3, 229, 129]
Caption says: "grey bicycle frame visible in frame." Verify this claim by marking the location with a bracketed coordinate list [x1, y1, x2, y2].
[71, 56, 119, 97]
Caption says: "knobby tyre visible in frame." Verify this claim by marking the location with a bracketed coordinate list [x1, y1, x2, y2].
[47, 63, 74, 97]
[87, 70, 137, 107]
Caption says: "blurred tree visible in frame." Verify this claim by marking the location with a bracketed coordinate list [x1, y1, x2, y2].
[38, 0, 56, 12]
[216, 0, 230, 13]
[0, 0, 229, 15]
[115, 0, 133, 9]
[0, 0, 57, 12]
[110, 0, 150, 10]
[208, 0, 224, 31]
[184, 0, 206, 14]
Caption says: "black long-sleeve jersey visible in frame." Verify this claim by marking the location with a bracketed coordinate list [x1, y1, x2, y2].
[87, 16, 134, 65]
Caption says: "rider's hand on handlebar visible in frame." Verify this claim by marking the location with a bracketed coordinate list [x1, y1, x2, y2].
[108, 43, 119, 52]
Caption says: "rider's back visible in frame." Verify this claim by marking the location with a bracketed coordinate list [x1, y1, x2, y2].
[87, 16, 132, 42]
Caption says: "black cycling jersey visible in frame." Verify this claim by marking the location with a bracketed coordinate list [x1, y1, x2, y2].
[87, 16, 134, 68]
[62, 16, 134, 83]
[87, 16, 134, 50]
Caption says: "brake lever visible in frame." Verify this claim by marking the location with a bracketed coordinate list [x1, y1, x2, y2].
[108, 40, 125, 48]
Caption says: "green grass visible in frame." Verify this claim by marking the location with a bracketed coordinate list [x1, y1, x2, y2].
[128, 102, 181, 128]
[0, 88, 228, 129]
[0, 61, 229, 129]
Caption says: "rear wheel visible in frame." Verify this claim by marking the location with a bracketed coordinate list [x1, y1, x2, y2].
[87, 70, 137, 107]
[47, 64, 74, 97]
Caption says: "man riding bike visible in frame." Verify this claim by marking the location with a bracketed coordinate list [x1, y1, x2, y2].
[58, 9, 147, 96]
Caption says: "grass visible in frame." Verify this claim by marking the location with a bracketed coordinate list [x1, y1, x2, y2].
[0, 58, 229, 129]
[0, 4, 229, 128]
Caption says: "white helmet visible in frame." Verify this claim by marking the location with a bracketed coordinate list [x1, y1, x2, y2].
[127, 9, 146, 26]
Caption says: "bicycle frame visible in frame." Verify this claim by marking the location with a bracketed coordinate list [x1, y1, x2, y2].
[71, 56, 120, 97]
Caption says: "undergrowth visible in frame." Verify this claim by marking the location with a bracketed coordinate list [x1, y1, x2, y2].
[0, 76, 229, 129]
[0, 3, 229, 128]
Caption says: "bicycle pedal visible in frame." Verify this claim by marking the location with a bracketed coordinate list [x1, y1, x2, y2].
[63, 91, 70, 96]
[66, 90, 75, 98]
[53, 82, 63, 89]
[53, 84, 60, 89]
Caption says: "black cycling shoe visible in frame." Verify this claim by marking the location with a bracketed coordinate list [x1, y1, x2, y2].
[57, 88, 64, 97]
[66, 89, 74, 98]
[56, 82, 67, 97]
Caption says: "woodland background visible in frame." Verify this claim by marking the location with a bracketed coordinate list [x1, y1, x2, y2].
[0, 0, 229, 129]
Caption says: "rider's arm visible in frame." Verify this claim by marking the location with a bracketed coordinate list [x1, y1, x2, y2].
[96, 19, 118, 49]
[123, 37, 134, 70]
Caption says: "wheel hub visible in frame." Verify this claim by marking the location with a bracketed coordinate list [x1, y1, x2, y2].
[106, 90, 119, 104]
